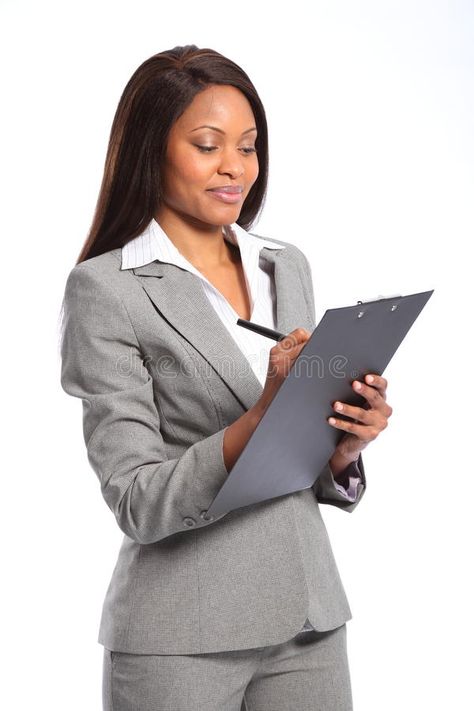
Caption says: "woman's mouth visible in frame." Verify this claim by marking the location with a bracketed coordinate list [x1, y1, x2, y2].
[207, 190, 243, 204]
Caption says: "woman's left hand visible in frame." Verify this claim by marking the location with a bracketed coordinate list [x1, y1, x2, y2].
[328, 373, 393, 461]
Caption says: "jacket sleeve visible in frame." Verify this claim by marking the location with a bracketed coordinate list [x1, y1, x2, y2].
[59, 262, 230, 545]
[295, 246, 368, 513]
[313, 455, 367, 512]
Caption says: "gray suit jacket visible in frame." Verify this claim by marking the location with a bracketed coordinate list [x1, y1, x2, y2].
[60, 233, 366, 654]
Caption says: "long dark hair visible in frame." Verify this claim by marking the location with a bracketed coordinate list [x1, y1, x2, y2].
[75, 44, 269, 265]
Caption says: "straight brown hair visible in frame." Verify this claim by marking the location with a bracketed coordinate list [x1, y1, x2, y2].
[75, 44, 270, 265]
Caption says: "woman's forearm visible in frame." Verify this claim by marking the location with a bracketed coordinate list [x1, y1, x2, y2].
[222, 405, 266, 473]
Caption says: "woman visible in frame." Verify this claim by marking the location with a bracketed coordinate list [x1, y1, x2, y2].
[59, 45, 392, 711]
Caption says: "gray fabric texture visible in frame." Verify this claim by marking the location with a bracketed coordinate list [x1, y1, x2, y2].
[102, 623, 352, 711]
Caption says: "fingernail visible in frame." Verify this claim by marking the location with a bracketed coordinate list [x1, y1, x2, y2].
[354, 381, 361, 390]
[366, 375, 374, 383]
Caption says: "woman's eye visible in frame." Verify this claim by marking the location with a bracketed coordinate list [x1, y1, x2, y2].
[195, 145, 217, 153]
[194, 145, 257, 154]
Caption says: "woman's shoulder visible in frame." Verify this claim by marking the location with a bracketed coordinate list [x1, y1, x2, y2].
[63, 248, 134, 308]
[64, 248, 128, 290]
[249, 230, 310, 268]
[70, 248, 122, 277]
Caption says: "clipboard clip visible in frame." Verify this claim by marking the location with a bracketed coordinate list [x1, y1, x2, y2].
[356, 293, 402, 305]
[356, 294, 403, 317]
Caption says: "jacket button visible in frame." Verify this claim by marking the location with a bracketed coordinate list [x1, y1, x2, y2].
[183, 517, 195, 527]
[200, 510, 214, 521]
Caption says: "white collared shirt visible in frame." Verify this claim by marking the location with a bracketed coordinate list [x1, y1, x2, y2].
[121, 217, 360, 635]
[121, 218, 286, 388]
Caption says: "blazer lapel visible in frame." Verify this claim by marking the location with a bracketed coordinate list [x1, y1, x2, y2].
[131, 247, 305, 412]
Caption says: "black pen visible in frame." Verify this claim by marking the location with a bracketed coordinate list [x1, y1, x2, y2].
[236, 318, 287, 342]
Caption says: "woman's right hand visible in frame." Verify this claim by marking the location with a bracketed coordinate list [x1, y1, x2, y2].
[254, 327, 312, 418]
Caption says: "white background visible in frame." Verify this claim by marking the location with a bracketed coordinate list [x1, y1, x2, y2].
[1, 0, 472, 708]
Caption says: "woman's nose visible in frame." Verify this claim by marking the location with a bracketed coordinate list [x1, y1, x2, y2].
[217, 150, 245, 178]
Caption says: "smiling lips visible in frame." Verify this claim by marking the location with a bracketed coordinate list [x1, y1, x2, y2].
[207, 185, 244, 203]
[208, 185, 243, 193]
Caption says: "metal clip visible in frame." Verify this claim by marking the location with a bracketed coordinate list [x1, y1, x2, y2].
[357, 293, 402, 305]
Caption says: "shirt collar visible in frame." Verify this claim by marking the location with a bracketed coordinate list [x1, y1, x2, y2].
[120, 218, 285, 271]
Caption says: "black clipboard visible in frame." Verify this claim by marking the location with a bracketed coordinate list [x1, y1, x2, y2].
[206, 289, 434, 518]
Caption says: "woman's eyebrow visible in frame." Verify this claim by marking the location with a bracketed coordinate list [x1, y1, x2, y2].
[188, 125, 257, 135]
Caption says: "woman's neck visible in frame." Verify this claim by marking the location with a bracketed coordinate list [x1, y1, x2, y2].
[154, 211, 235, 271]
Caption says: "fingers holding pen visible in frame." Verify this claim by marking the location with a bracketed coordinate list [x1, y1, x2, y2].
[258, 328, 312, 413]
[268, 328, 311, 377]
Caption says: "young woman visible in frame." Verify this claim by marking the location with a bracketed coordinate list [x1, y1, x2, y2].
[59, 44, 392, 711]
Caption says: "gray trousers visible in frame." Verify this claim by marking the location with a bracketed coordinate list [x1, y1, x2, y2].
[102, 623, 353, 710]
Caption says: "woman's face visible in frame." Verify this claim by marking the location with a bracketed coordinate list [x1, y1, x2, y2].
[157, 84, 259, 230]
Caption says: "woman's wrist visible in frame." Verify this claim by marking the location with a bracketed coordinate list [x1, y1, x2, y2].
[250, 398, 271, 424]
[329, 447, 361, 479]
[335, 446, 361, 464]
